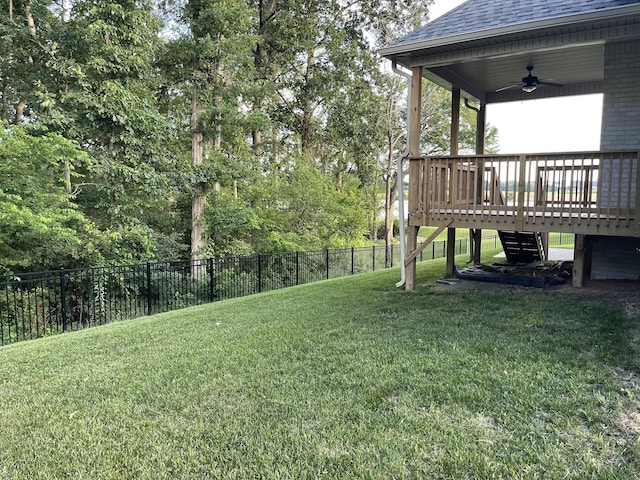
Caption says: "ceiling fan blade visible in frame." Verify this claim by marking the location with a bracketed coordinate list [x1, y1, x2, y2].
[495, 83, 522, 92]
[537, 81, 563, 88]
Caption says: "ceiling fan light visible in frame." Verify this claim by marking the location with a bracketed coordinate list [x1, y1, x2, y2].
[522, 84, 537, 93]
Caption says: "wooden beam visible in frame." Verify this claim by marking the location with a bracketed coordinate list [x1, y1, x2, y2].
[446, 88, 461, 277]
[408, 67, 422, 156]
[472, 103, 486, 263]
[476, 103, 486, 155]
[405, 222, 452, 266]
[405, 66, 423, 292]
[472, 229, 482, 264]
[446, 228, 456, 277]
[573, 234, 586, 287]
[405, 226, 420, 291]
[450, 88, 460, 156]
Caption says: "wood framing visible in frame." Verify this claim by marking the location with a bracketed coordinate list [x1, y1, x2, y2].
[405, 222, 452, 266]
[405, 66, 423, 292]
[573, 234, 586, 287]
[445, 88, 461, 277]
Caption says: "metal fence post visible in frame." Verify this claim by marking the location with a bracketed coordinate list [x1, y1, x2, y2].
[372, 245, 375, 271]
[325, 249, 330, 279]
[146, 262, 152, 316]
[208, 257, 214, 302]
[60, 268, 67, 332]
[296, 252, 300, 285]
[257, 254, 262, 293]
[351, 247, 355, 275]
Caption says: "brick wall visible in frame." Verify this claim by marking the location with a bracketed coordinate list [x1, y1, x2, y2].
[600, 40, 640, 150]
[599, 40, 640, 208]
[591, 39, 640, 280]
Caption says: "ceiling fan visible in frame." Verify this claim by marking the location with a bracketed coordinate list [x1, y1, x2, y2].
[496, 65, 563, 93]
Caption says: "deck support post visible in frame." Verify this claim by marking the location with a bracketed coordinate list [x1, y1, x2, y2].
[446, 228, 456, 277]
[404, 66, 423, 291]
[573, 234, 586, 287]
[445, 88, 461, 277]
[406, 226, 420, 290]
[471, 103, 486, 264]
[451, 88, 460, 156]
[471, 229, 482, 264]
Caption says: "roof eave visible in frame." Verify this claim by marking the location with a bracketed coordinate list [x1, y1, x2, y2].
[379, 4, 640, 59]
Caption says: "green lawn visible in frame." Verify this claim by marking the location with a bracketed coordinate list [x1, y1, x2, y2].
[1, 255, 639, 479]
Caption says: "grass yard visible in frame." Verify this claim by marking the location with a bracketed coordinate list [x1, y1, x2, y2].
[1, 255, 639, 479]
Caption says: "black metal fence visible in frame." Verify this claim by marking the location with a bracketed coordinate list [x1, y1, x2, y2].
[1, 240, 471, 346]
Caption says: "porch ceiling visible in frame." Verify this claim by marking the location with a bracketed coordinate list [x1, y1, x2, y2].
[423, 43, 605, 104]
[381, 4, 640, 104]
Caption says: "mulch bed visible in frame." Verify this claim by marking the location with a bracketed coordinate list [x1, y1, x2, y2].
[454, 261, 573, 287]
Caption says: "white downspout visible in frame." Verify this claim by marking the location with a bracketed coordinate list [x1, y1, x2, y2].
[392, 61, 412, 288]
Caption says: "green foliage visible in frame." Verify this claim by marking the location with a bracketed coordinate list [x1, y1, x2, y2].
[203, 193, 261, 256]
[420, 82, 499, 155]
[0, 0, 502, 270]
[250, 155, 370, 252]
[0, 125, 175, 272]
[0, 126, 98, 272]
[0, 0, 63, 124]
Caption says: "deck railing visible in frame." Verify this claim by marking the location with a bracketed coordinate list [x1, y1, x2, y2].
[409, 150, 640, 236]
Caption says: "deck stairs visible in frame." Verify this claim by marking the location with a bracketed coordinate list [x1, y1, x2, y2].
[498, 231, 546, 264]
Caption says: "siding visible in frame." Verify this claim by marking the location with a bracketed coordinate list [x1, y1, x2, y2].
[591, 237, 640, 280]
[600, 40, 640, 151]
[592, 38, 640, 280]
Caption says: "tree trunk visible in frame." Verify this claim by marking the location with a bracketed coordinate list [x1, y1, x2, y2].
[212, 61, 225, 193]
[1, 82, 8, 122]
[384, 146, 394, 268]
[25, 3, 36, 36]
[252, 129, 261, 154]
[301, 49, 316, 153]
[251, 0, 276, 156]
[64, 161, 72, 194]
[14, 99, 25, 124]
[25, 2, 40, 71]
[191, 88, 206, 274]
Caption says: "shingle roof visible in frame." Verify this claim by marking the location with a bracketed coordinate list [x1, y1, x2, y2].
[390, 0, 640, 47]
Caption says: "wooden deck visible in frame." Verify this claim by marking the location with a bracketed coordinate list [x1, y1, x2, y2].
[408, 150, 640, 237]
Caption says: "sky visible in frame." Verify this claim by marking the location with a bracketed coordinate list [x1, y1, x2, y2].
[428, 0, 603, 154]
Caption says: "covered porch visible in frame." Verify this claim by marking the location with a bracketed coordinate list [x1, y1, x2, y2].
[380, 1, 640, 290]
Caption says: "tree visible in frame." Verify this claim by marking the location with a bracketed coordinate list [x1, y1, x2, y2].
[0, 126, 99, 273]
[249, 154, 370, 253]
[0, 0, 502, 273]
[0, 0, 62, 124]
[46, 0, 184, 261]
[162, 0, 258, 267]
[379, 72, 406, 266]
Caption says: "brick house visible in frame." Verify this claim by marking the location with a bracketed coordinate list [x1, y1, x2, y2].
[380, 0, 640, 289]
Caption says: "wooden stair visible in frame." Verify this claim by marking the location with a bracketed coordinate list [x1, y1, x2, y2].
[498, 231, 546, 264]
